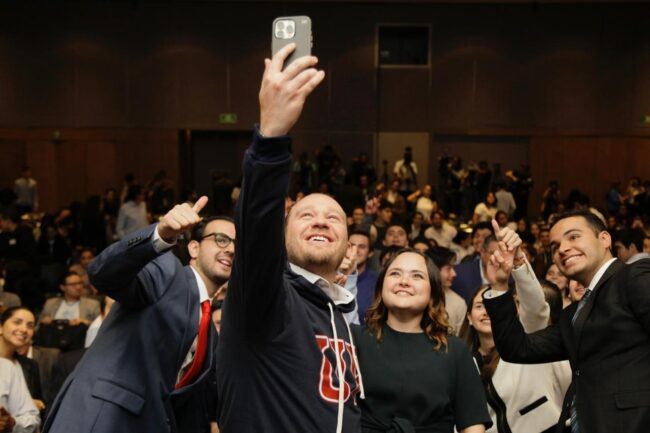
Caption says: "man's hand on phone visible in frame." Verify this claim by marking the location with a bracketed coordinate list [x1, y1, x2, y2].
[259, 43, 325, 137]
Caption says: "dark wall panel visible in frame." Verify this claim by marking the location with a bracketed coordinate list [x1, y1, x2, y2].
[0, 129, 179, 213]
[529, 137, 650, 212]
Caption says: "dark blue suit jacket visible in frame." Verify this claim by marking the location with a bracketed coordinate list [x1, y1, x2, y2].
[43, 225, 217, 433]
[451, 258, 482, 304]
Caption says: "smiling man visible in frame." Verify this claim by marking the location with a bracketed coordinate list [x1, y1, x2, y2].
[216, 44, 362, 433]
[43, 200, 234, 433]
[483, 210, 650, 433]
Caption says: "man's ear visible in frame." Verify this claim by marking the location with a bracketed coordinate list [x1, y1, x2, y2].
[188, 240, 200, 260]
[599, 230, 612, 250]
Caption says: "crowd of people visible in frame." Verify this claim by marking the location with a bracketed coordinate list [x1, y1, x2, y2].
[0, 45, 648, 433]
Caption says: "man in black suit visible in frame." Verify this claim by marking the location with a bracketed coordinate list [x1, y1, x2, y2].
[483, 210, 650, 433]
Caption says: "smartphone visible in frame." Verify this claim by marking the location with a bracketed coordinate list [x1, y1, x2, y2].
[272, 16, 312, 69]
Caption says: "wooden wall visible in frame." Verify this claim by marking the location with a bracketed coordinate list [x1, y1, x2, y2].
[0, 128, 179, 213]
[0, 2, 649, 213]
[529, 137, 650, 213]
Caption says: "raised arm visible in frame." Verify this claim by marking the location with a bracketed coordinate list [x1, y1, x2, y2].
[226, 44, 325, 335]
[89, 198, 207, 307]
[483, 288, 568, 364]
[489, 219, 549, 332]
[481, 219, 565, 364]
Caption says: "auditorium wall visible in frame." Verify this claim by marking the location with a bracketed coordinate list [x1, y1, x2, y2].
[0, 2, 649, 213]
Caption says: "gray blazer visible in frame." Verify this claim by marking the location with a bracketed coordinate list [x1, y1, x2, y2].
[40, 297, 101, 324]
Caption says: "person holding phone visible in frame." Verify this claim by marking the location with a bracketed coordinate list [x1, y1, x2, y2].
[216, 42, 366, 433]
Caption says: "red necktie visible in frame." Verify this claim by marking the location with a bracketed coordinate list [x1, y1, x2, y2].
[176, 300, 211, 389]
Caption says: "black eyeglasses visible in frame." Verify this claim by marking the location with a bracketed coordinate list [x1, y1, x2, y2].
[201, 232, 235, 248]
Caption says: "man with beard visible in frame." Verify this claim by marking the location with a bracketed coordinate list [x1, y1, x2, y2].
[216, 44, 361, 433]
[483, 210, 650, 433]
[43, 199, 235, 433]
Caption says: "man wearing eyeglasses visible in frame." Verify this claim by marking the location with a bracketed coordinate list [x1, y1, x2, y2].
[40, 271, 101, 327]
[43, 198, 235, 433]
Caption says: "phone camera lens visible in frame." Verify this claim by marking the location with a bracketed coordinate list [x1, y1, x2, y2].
[277, 21, 285, 30]
[286, 24, 294, 35]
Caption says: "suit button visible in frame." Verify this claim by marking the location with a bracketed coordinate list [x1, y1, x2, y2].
[576, 370, 581, 376]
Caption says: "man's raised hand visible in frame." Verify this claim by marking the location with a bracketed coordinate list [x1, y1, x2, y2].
[157, 196, 209, 243]
[259, 43, 326, 137]
[489, 219, 526, 278]
[339, 244, 359, 276]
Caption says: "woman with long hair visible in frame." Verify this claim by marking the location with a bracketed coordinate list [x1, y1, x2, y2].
[460, 222, 570, 433]
[352, 248, 490, 433]
[0, 307, 45, 416]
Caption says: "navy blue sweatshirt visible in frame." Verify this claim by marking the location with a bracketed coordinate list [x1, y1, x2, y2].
[216, 128, 362, 433]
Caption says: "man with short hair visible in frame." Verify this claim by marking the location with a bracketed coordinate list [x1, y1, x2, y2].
[382, 223, 408, 249]
[461, 221, 493, 263]
[452, 235, 499, 303]
[347, 206, 367, 233]
[533, 227, 553, 278]
[423, 210, 457, 248]
[216, 44, 361, 433]
[483, 209, 650, 433]
[349, 230, 377, 324]
[369, 199, 393, 250]
[614, 228, 650, 264]
[40, 272, 101, 327]
[43, 200, 235, 433]
[428, 247, 466, 336]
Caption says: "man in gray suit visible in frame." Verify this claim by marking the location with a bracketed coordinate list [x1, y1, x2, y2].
[39, 272, 100, 327]
[43, 197, 234, 433]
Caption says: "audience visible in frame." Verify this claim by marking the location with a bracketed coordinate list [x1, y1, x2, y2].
[0, 85, 649, 433]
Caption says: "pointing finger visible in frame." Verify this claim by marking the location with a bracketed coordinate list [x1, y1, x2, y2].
[491, 219, 502, 240]
[192, 196, 208, 214]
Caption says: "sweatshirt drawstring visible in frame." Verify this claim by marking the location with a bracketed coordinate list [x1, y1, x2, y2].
[327, 302, 345, 433]
[344, 317, 365, 400]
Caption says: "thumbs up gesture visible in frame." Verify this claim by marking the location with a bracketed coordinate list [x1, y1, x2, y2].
[157, 196, 209, 243]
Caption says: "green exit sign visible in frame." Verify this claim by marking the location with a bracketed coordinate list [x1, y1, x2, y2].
[219, 113, 238, 124]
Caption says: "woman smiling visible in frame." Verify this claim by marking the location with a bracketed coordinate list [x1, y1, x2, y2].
[352, 249, 491, 433]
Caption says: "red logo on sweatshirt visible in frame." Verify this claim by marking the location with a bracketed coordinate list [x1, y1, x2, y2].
[315, 335, 360, 404]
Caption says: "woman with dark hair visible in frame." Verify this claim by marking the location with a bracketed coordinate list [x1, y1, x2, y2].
[473, 192, 498, 225]
[0, 307, 45, 413]
[352, 248, 490, 433]
[460, 222, 570, 433]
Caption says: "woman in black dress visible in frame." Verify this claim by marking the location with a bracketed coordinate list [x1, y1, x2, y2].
[352, 248, 491, 433]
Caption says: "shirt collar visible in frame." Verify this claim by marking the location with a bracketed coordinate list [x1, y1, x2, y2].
[626, 252, 650, 264]
[586, 257, 617, 292]
[289, 263, 354, 305]
[189, 266, 210, 303]
[479, 260, 490, 286]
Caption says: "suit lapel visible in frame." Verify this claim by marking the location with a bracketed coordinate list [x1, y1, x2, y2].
[573, 260, 623, 350]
